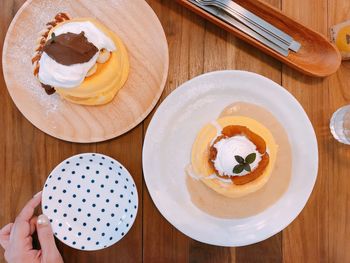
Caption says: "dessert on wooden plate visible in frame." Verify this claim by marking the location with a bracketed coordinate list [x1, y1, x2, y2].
[190, 114, 278, 198]
[32, 13, 129, 106]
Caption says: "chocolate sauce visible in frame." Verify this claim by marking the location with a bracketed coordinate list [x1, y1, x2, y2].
[43, 32, 98, 65]
[41, 84, 56, 95]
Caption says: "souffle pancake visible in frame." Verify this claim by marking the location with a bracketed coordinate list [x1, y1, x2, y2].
[191, 116, 278, 198]
[32, 13, 129, 106]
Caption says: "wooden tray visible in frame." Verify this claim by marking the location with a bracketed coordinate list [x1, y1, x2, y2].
[177, 0, 341, 77]
[2, 0, 169, 143]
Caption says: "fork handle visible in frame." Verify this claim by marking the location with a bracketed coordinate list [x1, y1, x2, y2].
[221, 0, 294, 45]
[209, 1, 290, 51]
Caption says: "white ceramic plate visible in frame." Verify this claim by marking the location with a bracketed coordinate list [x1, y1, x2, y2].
[42, 153, 138, 251]
[142, 70, 318, 247]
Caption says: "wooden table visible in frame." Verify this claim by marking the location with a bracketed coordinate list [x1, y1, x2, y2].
[1, 0, 350, 262]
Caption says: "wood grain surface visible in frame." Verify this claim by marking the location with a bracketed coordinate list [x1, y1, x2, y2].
[1, 0, 350, 262]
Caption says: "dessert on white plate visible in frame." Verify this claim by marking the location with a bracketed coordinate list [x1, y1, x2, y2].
[143, 71, 317, 246]
[190, 115, 277, 198]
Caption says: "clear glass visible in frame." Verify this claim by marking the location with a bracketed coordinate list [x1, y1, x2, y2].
[330, 105, 350, 145]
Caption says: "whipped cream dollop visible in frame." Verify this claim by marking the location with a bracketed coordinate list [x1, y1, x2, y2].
[213, 135, 261, 177]
[38, 21, 116, 88]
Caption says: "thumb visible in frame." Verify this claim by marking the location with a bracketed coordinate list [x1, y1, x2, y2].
[36, 214, 63, 263]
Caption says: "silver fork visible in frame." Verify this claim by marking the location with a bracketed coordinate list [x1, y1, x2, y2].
[195, 0, 301, 52]
[196, 0, 289, 50]
[214, 0, 301, 51]
[189, 0, 289, 56]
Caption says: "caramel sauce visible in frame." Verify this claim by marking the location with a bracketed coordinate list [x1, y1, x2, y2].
[56, 13, 70, 21]
[33, 66, 39, 76]
[42, 32, 49, 39]
[35, 46, 43, 52]
[32, 13, 70, 80]
[31, 54, 41, 64]
[46, 21, 58, 27]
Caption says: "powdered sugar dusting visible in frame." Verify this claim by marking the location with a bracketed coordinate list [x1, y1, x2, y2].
[5, 0, 73, 116]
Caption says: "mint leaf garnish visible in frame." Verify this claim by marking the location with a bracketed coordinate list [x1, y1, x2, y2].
[245, 153, 256, 164]
[233, 164, 244, 174]
[233, 152, 257, 174]
[234, 155, 244, 164]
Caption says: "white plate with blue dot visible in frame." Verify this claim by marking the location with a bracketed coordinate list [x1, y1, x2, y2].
[42, 153, 138, 251]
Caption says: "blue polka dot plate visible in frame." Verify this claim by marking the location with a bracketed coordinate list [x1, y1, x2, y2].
[42, 153, 138, 251]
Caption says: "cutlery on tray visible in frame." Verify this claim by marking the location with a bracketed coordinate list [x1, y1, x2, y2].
[177, 0, 341, 77]
[192, 0, 301, 56]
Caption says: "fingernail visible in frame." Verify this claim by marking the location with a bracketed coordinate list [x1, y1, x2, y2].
[37, 214, 49, 226]
[34, 191, 42, 197]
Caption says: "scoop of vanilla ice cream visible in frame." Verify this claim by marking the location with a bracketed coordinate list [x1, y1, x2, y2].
[213, 135, 261, 177]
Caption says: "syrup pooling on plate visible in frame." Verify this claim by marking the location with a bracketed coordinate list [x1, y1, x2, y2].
[186, 102, 292, 218]
[185, 164, 233, 184]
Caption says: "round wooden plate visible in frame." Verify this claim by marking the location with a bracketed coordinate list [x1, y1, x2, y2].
[2, 0, 168, 143]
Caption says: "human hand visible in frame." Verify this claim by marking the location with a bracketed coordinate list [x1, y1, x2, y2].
[0, 192, 63, 263]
